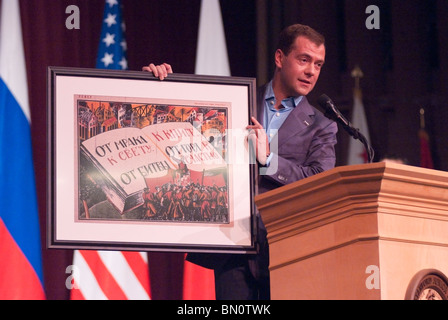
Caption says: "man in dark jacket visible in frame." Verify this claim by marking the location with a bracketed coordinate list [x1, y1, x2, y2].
[144, 23, 338, 300]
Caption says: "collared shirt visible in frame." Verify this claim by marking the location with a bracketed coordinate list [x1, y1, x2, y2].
[263, 81, 303, 165]
[263, 81, 303, 142]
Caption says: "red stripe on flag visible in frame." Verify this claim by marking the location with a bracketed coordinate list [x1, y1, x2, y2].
[70, 280, 86, 300]
[183, 254, 215, 300]
[121, 252, 151, 297]
[79, 250, 127, 300]
[0, 219, 45, 300]
[419, 129, 434, 169]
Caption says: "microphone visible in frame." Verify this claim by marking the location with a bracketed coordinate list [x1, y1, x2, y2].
[317, 94, 351, 128]
[317, 93, 375, 163]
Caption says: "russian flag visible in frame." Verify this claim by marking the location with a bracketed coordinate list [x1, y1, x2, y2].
[0, 0, 45, 299]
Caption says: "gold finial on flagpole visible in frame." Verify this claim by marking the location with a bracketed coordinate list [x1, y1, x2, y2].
[351, 65, 364, 90]
[420, 107, 426, 129]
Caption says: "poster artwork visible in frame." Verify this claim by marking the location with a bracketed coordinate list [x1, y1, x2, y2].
[77, 95, 230, 224]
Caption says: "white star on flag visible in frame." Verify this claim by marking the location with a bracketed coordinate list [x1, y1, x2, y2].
[102, 32, 115, 47]
[121, 40, 127, 52]
[106, 0, 118, 8]
[101, 52, 114, 67]
[119, 57, 128, 70]
[104, 13, 117, 27]
[95, 0, 127, 70]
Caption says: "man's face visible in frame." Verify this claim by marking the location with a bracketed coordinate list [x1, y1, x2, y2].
[275, 36, 326, 97]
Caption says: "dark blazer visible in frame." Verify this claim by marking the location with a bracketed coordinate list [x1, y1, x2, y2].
[256, 84, 338, 195]
[187, 85, 338, 275]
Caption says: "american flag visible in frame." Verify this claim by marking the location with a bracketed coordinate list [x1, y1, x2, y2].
[70, 0, 151, 300]
[96, 0, 128, 70]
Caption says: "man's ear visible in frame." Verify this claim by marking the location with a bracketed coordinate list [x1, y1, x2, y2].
[274, 49, 284, 69]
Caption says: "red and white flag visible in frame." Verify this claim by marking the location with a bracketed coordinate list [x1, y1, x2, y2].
[182, 0, 231, 300]
[347, 87, 370, 165]
[419, 108, 434, 169]
[194, 0, 230, 77]
[70, 0, 151, 300]
[70, 251, 150, 300]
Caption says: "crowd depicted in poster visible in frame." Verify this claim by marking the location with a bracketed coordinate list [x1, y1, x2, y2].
[77, 95, 230, 224]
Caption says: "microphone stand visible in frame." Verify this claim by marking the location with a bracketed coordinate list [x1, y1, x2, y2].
[319, 94, 375, 164]
[339, 122, 375, 164]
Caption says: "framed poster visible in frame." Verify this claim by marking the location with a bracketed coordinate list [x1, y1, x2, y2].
[47, 66, 257, 253]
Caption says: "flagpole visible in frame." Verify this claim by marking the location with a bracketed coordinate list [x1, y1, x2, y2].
[351, 65, 364, 95]
[419, 107, 426, 130]
[346, 65, 375, 164]
[418, 107, 434, 168]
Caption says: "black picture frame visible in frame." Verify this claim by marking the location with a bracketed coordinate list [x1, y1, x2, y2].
[47, 66, 257, 254]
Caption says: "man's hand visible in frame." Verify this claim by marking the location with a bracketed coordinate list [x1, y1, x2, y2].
[142, 63, 173, 80]
[246, 116, 270, 166]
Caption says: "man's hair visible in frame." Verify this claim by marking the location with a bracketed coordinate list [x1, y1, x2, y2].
[276, 24, 325, 55]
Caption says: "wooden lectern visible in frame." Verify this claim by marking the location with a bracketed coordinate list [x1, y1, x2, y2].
[255, 162, 448, 300]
